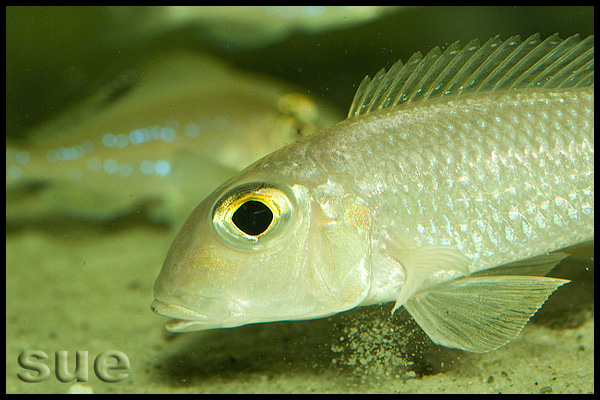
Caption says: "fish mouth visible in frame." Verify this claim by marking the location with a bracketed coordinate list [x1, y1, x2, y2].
[151, 299, 213, 332]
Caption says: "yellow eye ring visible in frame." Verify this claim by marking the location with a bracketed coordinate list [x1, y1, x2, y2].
[212, 183, 293, 248]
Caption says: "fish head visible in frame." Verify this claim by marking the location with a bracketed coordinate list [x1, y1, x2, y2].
[152, 175, 372, 332]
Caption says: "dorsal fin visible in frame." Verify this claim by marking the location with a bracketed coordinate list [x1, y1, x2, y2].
[347, 33, 594, 119]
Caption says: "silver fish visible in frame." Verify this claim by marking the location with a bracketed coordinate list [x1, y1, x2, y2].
[152, 34, 594, 352]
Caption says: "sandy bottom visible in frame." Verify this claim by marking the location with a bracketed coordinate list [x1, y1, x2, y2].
[6, 217, 594, 394]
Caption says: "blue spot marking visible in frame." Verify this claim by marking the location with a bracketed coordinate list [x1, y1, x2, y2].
[15, 151, 30, 165]
[102, 133, 117, 148]
[185, 123, 200, 138]
[8, 166, 22, 180]
[155, 160, 171, 177]
[103, 159, 118, 174]
[160, 127, 176, 142]
[129, 129, 146, 145]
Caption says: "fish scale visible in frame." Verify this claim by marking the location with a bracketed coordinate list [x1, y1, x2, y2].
[296, 89, 593, 271]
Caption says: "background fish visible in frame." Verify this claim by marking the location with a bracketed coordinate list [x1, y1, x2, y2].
[153, 33, 594, 353]
[6, 52, 341, 226]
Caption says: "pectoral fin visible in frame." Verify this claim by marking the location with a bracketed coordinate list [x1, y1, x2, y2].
[404, 275, 569, 353]
[385, 244, 470, 314]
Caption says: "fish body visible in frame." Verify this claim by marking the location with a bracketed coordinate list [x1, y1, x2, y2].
[6, 53, 340, 225]
[153, 34, 594, 352]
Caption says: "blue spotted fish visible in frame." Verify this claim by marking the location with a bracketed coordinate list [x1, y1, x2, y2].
[6, 53, 340, 225]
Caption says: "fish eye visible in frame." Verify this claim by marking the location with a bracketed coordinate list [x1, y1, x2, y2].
[232, 200, 273, 236]
[212, 183, 293, 249]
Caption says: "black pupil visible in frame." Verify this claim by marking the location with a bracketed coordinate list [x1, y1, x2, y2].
[232, 200, 273, 236]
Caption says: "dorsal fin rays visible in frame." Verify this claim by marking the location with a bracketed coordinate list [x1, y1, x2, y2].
[347, 33, 594, 119]
[385, 52, 426, 110]
[486, 33, 547, 92]
[375, 59, 408, 111]
[368, 58, 406, 113]
[348, 74, 373, 119]
[512, 34, 579, 89]
[545, 36, 595, 88]
[390, 46, 443, 108]
[449, 34, 542, 94]
[359, 68, 387, 116]
[419, 40, 475, 100]
[547, 54, 593, 88]
[568, 58, 594, 88]
[407, 44, 460, 105]
[445, 35, 511, 96]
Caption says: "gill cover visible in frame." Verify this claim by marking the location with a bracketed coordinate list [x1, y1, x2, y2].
[301, 183, 373, 314]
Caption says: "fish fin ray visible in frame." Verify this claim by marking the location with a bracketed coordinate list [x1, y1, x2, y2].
[403, 275, 569, 353]
[347, 33, 594, 119]
[347, 74, 373, 119]
[386, 244, 470, 314]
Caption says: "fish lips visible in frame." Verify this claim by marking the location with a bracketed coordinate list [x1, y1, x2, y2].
[151, 299, 215, 332]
